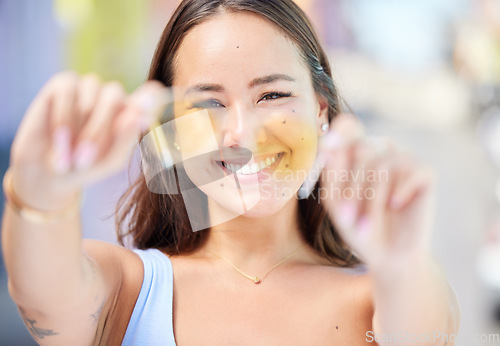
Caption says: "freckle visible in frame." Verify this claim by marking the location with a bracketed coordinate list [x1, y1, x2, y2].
[292, 109, 296, 113]
[282, 118, 286, 124]
[285, 164, 289, 168]
[220, 183, 224, 187]
[301, 137, 304, 141]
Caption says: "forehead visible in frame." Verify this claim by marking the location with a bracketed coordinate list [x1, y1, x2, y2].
[173, 11, 307, 86]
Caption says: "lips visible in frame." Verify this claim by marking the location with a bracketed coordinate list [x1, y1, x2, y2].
[217, 153, 283, 175]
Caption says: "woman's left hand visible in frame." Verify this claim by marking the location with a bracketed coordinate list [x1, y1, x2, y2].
[319, 113, 436, 271]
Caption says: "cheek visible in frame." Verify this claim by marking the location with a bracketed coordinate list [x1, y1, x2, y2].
[175, 109, 220, 161]
[263, 110, 318, 187]
[265, 102, 318, 157]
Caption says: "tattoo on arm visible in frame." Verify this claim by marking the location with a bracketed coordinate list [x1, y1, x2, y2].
[91, 298, 106, 326]
[19, 307, 58, 341]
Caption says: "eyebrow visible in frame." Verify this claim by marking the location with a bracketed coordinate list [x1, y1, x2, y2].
[249, 74, 296, 88]
[185, 74, 296, 96]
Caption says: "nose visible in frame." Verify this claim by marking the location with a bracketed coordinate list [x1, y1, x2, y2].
[222, 104, 267, 148]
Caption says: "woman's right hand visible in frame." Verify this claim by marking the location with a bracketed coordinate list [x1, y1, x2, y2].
[9, 71, 165, 211]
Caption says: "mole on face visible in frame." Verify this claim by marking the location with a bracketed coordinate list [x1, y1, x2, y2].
[292, 109, 295, 113]
[282, 118, 286, 124]
[236, 45, 239, 48]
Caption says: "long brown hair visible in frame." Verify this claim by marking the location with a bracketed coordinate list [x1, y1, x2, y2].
[116, 0, 359, 267]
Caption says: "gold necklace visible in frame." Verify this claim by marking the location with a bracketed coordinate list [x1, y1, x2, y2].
[205, 246, 302, 284]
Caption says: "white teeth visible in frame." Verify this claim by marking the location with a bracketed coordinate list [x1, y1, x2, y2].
[223, 153, 280, 175]
[250, 163, 259, 173]
[240, 164, 251, 174]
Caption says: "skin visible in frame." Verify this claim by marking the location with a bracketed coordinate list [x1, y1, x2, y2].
[172, 17, 321, 222]
[1, 10, 459, 346]
[168, 12, 373, 344]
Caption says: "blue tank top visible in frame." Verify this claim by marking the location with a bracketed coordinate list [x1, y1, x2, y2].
[122, 248, 177, 345]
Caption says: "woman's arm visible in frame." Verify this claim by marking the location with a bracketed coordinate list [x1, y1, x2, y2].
[320, 113, 460, 345]
[371, 256, 460, 345]
[1, 72, 162, 344]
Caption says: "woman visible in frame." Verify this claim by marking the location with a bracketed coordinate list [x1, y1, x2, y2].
[2, 0, 460, 345]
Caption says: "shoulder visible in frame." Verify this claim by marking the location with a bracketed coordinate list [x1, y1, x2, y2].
[81, 239, 145, 344]
[81, 239, 146, 280]
[81, 239, 146, 304]
[321, 264, 375, 331]
[319, 263, 374, 314]
[82, 239, 141, 265]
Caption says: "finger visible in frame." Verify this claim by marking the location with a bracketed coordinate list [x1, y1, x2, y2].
[325, 137, 370, 208]
[46, 72, 79, 174]
[119, 80, 168, 131]
[76, 74, 101, 128]
[77, 82, 168, 182]
[390, 164, 435, 210]
[353, 136, 397, 220]
[12, 86, 53, 158]
[339, 158, 395, 266]
[48, 71, 79, 131]
[318, 114, 366, 190]
[319, 115, 364, 154]
[348, 145, 379, 221]
[365, 135, 396, 158]
[330, 113, 365, 139]
[357, 156, 393, 237]
[73, 81, 126, 170]
[336, 144, 383, 244]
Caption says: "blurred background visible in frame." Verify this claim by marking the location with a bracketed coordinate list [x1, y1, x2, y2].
[1, 0, 499, 344]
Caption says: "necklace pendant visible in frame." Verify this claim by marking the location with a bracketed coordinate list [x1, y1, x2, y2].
[253, 276, 261, 284]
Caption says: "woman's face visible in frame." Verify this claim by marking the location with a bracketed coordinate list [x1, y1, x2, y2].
[171, 11, 327, 220]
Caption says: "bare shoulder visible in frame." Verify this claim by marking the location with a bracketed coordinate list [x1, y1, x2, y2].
[317, 263, 374, 318]
[81, 239, 142, 274]
[326, 263, 373, 298]
[81, 239, 144, 345]
[320, 264, 375, 336]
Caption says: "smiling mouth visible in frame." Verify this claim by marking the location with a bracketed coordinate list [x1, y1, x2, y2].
[217, 153, 283, 175]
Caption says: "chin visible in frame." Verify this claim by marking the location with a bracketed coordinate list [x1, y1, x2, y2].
[240, 197, 293, 219]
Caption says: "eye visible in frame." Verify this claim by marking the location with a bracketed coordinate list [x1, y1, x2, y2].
[258, 92, 293, 103]
[190, 99, 225, 109]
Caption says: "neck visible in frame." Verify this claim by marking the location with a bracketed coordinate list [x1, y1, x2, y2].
[199, 198, 310, 272]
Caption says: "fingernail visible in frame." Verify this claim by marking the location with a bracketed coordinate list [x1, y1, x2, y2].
[53, 127, 71, 173]
[74, 141, 97, 170]
[53, 152, 71, 174]
[356, 216, 371, 238]
[323, 131, 342, 149]
[337, 201, 357, 228]
[139, 115, 155, 132]
[136, 94, 156, 131]
[390, 196, 402, 209]
[137, 93, 155, 111]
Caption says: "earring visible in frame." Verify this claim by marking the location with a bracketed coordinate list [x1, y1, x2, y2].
[174, 142, 181, 151]
[321, 123, 329, 132]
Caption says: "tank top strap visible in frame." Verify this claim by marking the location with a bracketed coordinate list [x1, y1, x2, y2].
[122, 248, 176, 345]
